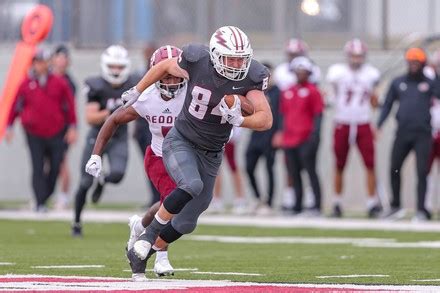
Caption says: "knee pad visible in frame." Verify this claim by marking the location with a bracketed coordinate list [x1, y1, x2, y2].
[163, 188, 193, 214]
[181, 178, 203, 197]
[159, 222, 183, 244]
[105, 172, 124, 184]
[172, 219, 197, 235]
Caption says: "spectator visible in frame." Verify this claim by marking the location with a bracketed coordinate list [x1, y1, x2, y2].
[6, 47, 77, 212]
[273, 38, 321, 211]
[246, 62, 280, 215]
[72, 45, 137, 236]
[51, 44, 77, 210]
[326, 38, 382, 218]
[274, 56, 323, 215]
[378, 47, 436, 221]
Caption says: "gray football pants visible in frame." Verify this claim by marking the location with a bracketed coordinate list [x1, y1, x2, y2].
[78, 128, 128, 189]
[162, 127, 223, 235]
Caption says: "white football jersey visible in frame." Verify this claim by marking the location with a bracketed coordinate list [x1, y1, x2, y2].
[326, 63, 380, 124]
[273, 61, 321, 91]
[432, 99, 440, 131]
[132, 84, 186, 156]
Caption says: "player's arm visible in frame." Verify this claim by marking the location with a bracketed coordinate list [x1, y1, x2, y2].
[377, 80, 397, 129]
[92, 106, 140, 156]
[122, 58, 189, 107]
[241, 90, 273, 131]
[85, 102, 110, 126]
[137, 58, 189, 92]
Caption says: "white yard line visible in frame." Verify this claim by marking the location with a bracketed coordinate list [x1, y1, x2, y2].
[316, 274, 390, 279]
[122, 268, 199, 272]
[0, 262, 15, 266]
[1, 209, 440, 232]
[412, 279, 440, 282]
[191, 272, 262, 276]
[31, 265, 105, 269]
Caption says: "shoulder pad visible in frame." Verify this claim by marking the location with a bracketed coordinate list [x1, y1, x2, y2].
[85, 76, 106, 91]
[248, 60, 270, 84]
[182, 44, 209, 63]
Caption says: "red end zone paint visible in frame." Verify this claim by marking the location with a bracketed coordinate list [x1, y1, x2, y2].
[0, 276, 417, 292]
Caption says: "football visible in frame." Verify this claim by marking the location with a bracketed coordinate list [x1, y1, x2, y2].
[223, 94, 255, 117]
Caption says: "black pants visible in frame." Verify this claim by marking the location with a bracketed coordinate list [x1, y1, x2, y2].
[390, 129, 432, 211]
[25, 130, 66, 207]
[245, 146, 276, 206]
[134, 118, 160, 205]
[285, 138, 321, 212]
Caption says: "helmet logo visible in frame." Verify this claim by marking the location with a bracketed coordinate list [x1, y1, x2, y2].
[214, 30, 229, 50]
[228, 26, 244, 50]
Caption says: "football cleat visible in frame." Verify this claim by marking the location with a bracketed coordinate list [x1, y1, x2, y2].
[126, 248, 147, 274]
[131, 273, 147, 282]
[127, 215, 143, 251]
[133, 234, 152, 260]
[153, 258, 174, 277]
[331, 204, 343, 218]
[71, 223, 82, 237]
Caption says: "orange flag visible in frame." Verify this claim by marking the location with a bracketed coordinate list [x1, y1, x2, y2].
[0, 5, 53, 141]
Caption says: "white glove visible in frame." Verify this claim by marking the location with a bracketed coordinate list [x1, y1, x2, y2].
[219, 96, 244, 127]
[85, 154, 102, 178]
[121, 86, 141, 108]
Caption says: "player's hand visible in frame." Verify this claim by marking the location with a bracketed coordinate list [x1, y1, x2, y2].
[219, 96, 244, 127]
[121, 86, 141, 108]
[85, 154, 102, 178]
[372, 127, 380, 141]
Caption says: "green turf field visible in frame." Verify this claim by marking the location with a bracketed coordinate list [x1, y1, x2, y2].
[0, 219, 439, 285]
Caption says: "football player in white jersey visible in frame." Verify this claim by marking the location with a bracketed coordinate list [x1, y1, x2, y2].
[426, 50, 440, 210]
[84, 45, 187, 280]
[326, 38, 382, 218]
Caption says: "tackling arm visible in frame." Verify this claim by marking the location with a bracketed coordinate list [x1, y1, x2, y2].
[136, 58, 189, 92]
[92, 106, 140, 156]
[241, 90, 273, 131]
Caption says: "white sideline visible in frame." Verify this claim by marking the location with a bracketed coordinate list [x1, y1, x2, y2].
[316, 274, 390, 279]
[31, 265, 105, 269]
[1, 209, 440, 232]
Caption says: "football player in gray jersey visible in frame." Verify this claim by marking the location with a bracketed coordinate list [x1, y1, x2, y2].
[72, 45, 136, 237]
[121, 26, 272, 281]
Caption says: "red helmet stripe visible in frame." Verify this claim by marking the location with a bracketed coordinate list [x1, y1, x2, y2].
[228, 26, 239, 50]
[234, 27, 244, 50]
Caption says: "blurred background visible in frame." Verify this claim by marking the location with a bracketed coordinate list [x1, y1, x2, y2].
[1, 0, 440, 214]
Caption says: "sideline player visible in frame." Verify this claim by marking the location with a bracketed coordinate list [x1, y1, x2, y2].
[110, 26, 272, 280]
[326, 38, 382, 218]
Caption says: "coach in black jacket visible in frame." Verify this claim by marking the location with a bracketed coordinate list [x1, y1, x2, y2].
[378, 47, 437, 220]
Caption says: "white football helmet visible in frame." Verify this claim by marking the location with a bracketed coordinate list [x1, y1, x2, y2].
[101, 45, 131, 85]
[209, 26, 253, 81]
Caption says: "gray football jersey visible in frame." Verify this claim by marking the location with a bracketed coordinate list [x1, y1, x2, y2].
[175, 44, 270, 151]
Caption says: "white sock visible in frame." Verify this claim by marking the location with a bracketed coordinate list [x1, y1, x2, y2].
[366, 195, 379, 210]
[333, 194, 342, 206]
[156, 250, 168, 262]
